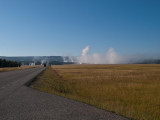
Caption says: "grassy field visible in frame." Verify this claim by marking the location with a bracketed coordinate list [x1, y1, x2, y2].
[31, 64, 160, 120]
[0, 65, 41, 72]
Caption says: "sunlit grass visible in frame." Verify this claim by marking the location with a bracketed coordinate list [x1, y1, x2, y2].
[0, 65, 41, 72]
[31, 64, 160, 120]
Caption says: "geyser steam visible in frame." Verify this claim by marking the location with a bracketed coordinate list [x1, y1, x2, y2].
[63, 45, 160, 64]
[82, 46, 90, 56]
[78, 46, 125, 64]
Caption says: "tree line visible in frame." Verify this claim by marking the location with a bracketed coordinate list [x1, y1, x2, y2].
[0, 59, 21, 68]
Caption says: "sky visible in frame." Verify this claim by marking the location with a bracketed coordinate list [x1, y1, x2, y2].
[0, 0, 160, 56]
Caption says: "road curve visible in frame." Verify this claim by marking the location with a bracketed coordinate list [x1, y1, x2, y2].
[0, 67, 129, 120]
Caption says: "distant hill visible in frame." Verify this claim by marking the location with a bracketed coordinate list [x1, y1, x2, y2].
[0, 56, 160, 65]
[0, 56, 74, 65]
[135, 59, 160, 64]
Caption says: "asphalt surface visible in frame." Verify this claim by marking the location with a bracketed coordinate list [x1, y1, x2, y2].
[0, 67, 129, 120]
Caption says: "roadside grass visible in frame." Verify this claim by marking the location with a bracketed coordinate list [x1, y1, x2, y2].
[0, 65, 41, 72]
[31, 64, 160, 120]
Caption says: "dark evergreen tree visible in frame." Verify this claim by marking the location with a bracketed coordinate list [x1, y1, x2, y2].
[0, 59, 21, 68]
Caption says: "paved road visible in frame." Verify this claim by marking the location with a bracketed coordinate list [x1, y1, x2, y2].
[0, 67, 129, 120]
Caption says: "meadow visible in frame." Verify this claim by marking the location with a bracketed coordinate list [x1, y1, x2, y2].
[31, 64, 160, 120]
[0, 65, 41, 72]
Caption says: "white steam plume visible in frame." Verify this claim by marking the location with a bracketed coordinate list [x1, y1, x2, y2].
[64, 45, 160, 64]
[78, 46, 125, 64]
[82, 46, 90, 56]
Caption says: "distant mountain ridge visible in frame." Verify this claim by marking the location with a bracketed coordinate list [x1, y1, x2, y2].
[0, 56, 160, 65]
[0, 56, 73, 65]
[0, 56, 63, 61]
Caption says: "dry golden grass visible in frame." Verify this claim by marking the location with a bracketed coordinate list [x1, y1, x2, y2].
[31, 64, 160, 120]
[0, 65, 42, 72]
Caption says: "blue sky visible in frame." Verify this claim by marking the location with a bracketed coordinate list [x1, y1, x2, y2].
[0, 0, 160, 56]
